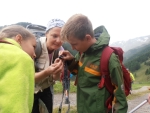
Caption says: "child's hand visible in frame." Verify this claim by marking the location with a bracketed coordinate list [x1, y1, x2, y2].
[52, 58, 64, 74]
[59, 50, 74, 61]
[45, 58, 63, 77]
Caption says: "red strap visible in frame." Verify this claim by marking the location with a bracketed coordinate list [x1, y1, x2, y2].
[98, 75, 105, 88]
[98, 46, 114, 89]
[100, 46, 113, 75]
[106, 95, 114, 110]
[110, 47, 124, 63]
[108, 104, 112, 110]
[99, 46, 116, 110]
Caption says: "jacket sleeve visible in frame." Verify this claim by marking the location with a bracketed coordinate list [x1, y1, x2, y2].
[109, 53, 128, 113]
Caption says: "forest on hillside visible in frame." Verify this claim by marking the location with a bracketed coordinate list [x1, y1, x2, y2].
[124, 44, 150, 72]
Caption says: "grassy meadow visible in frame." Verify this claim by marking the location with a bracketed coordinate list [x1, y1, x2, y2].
[132, 60, 150, 83]
[53, 81, 77, 93]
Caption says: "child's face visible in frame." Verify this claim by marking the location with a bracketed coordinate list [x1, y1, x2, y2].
[67, 36, 89, 53]
[21, 37, 36, 59]
[46, 27, 62, 51]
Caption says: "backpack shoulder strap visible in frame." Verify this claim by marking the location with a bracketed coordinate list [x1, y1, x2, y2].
[35, 37, 42, 59]
[98, 46, 116, 110]
[101, 46, 114, 74]
[98, 46, 114, 88]
[109, 47, 124, 63]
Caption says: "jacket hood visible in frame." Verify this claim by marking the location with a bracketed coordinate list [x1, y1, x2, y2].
[86, 25, 110, 53]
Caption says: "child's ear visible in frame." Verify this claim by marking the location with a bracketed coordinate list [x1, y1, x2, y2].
[85, 34, 92, 41]
[14, 34, 23, 44]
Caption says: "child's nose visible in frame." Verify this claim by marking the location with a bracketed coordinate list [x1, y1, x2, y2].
[33, 53, 36, 59]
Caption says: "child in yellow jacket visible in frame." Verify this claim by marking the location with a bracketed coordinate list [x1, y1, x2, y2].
[0, 25, 36, 113]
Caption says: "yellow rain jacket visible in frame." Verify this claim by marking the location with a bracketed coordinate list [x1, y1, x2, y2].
[0, 38, 34, 113]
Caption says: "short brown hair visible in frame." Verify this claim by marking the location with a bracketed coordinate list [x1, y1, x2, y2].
[61, 14, 94, 41]
[0, 25, 34, 40]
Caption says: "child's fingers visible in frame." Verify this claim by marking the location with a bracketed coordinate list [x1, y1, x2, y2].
[54, 58, 61, 63]
[53, 61, 64, 74]
[59, 50, 64, 56]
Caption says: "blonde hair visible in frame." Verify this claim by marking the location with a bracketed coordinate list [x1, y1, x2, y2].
[0, 25, 34, 40]
[61, 14, 94, 42]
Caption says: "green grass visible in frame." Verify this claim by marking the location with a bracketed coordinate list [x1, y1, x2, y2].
[133, 61, 150, 83]
[127, 60, 150, 92]
[132, 83, 150, 90]
[127, 90, 149, 100]
[54, 81, 76, 93]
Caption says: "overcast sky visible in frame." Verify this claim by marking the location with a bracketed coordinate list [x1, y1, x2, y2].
[0, 0, 150, 44]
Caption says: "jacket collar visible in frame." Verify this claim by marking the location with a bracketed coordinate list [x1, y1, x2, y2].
[2, 38, 22, 49]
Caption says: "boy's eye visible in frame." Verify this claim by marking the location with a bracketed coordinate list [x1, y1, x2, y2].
[33, 45, 36, 49]
[72, 43, 77, 46]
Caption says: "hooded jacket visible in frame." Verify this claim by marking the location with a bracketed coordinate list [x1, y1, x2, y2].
[69, 26, 128, 113]
[0, 38, 34, 113]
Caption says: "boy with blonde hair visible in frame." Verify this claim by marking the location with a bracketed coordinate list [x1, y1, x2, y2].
[59, 14, 128, 113]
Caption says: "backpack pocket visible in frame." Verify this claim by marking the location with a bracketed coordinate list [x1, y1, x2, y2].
[36, 59, 46, 70]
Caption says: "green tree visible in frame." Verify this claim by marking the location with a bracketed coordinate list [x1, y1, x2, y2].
[134, 73, 137, 78]
[145, 69, 148, 75]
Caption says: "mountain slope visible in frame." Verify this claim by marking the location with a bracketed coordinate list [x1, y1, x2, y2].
[110, 35, 150, 52]
[123, 44, 150, 62]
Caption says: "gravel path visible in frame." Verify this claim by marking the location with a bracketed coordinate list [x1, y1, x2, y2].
[53, 86, 150, 113]
[127, 92, 150, 113]
[53, 93, 76, 108]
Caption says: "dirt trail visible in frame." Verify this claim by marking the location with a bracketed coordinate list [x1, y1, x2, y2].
[127, 86, 150, 113]
[53, 86, 150, 113]
[53, 93, 76, 108]
[127, 92, 150, 113]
